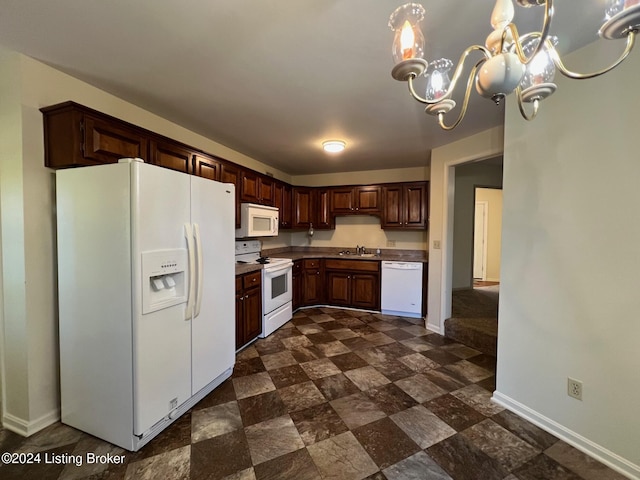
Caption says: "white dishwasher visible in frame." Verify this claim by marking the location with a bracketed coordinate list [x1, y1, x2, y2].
[381, 261, 423, 318]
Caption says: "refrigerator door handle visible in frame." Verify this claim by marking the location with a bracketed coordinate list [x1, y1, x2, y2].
[184, 223, 196, 320]
[193, 223, 204, 318]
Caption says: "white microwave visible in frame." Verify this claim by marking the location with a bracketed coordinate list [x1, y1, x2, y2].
[236, 203, 279, 238]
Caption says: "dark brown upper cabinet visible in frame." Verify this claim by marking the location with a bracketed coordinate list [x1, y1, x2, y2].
[330, 186, 381, 215]
[382, 182, 429, 230]
[193, 153, 222, 181]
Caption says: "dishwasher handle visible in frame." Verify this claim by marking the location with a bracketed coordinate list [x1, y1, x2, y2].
[382, 261, 423, 270]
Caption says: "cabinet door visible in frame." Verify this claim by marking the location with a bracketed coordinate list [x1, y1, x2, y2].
[293, 187, 313, 228]
[259, 177, 275, 206]
[243, 286, 263, 343]
[83, 115, 149, 164]
[381, 184, 404, 228]
[354, 186, 381, 213]
[193, 153, 222, 181]
[235, 277, 244, 350]
[274, 183, 292, 229]
[240, 169, 260, 203]
[149, 140, 194, 173]
[315, 189, 333, 229]
[327, 272, 351, 306]
[330, 187, 355, 213]
[303, 269, 323, 305]
[351, 273, 379, 310]
[403, 183, 428, 229]
[221, 163, 241, 228]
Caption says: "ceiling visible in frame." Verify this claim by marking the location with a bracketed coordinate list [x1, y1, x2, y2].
[0, 1, 610, 175]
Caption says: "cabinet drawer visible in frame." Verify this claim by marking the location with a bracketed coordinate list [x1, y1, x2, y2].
[243, 271, 262, 289]
[303, 259, 321, 269]
[324, 259, 379, 272]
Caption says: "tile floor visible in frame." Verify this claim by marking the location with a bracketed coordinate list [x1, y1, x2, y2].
[0, 307, 627, 480]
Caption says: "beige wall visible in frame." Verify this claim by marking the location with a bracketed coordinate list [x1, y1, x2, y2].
[475, 187, 502, 282]
[495, 41, 640, 478]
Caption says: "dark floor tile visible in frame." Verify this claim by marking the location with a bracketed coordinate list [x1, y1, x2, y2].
[513, 453, 583, 480]
[365, 383, 419, 415]
[353, 417, 421, 469]
[313, 373, 361, 401]
[376, 342, 417, 359]
[476, 375, 496, 392]
[306, 331, 338, 344]
[340, 336, 376, 351]
[491, 410, 559, 451]
[253, 338, 285, 355]
[131, 411, 191, 461]
[254, 448, 321, 480]
[544, 441, 629, 480]
[373, 359, 416, 382]
[363, 472, 388, 480]
[233, 356, 268, 377]
[190, 428, 252, 480]
[268, 364, 311, 389]
[423, 368, 468, 392]
[292, 316, 316, 326]
[192, 378, 237, 410]
[290, 346, 326, 363]
[238, 390, 288, 427]
[424, 394, 487, 431]
[424, 334, 456, 347]
[289, 402, 349, 446]
[422, 348, 465, 366]
[330, 351, 370, 371]
[466, 353, 497, 371]
[426, 433, 508, 480]
[318, 320, 345, 331]
[382, 328, 415, 341]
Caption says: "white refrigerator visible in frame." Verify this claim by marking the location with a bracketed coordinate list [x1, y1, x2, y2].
[56, 158, 235, 451]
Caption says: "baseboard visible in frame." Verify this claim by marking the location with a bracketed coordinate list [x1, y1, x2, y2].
[3, 408, 60, 437]
[426, 319, 443, 335]
[492, 391, 640, 480]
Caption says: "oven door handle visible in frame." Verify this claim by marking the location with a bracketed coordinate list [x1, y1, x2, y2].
[264, 263, 292, 276]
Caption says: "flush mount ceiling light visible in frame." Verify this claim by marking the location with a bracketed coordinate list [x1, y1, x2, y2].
[389, 0, 640, 130]
[322, 140, 347, 153]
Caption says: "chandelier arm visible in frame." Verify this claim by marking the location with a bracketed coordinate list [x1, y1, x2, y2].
[516, 87, 540, 121]
[507, 0, 553, 64]
[407, 44, 492, 106]
[550, 31, 636, 79]
[437, 61, 484, 131]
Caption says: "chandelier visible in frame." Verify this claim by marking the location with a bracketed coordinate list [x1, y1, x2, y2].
[389, 0, 640, 130]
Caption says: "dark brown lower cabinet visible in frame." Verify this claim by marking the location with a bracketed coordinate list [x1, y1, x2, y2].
[302, 259, 324, 305]
[236, 272, 262, 350]
[324, 259, 380, 311]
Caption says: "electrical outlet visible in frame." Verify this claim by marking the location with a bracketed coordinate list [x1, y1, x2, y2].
[433, 240, 441, 249]
[567, 377, 583, 400]
[387, 240, 396, 247]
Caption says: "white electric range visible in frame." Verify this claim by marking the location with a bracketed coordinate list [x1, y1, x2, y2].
[235, 240, 293, 337]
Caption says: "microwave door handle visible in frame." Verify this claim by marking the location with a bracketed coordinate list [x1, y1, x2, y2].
[272, 215, 278, 234]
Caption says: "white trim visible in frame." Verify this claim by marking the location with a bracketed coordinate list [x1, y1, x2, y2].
[473, 200, 489, 280]
[2, 408, 60, 437]
[492, 391, 640, 480]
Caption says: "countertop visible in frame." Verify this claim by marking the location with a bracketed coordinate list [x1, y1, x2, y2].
[235, 247, 427, 276]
